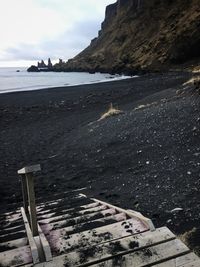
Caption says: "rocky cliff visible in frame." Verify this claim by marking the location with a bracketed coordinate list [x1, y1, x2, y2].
[60, 0, 200, 74]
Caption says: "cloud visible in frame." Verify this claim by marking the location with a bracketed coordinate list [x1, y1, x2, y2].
[3, 18, 102, 62]
[0, 0, 66, 47]
[0, 0, 116, 66]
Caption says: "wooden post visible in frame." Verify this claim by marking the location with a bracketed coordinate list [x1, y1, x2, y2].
[18, 164, 41, 236]
[20, 174, 29, 215]
[26, 172, 38, 236]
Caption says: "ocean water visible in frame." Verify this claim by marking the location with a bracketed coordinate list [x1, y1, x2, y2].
[0, 67, 132, 94]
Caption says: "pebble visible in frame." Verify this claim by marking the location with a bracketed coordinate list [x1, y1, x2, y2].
[170, 208, 183, 213]
[167, 219, 172, 224]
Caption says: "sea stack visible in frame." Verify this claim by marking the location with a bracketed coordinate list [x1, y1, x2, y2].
[48, 58, 53, 69]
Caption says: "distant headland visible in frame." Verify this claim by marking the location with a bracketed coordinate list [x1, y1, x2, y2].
[27, 57, 102, 74]
[27, 58, 66, 72]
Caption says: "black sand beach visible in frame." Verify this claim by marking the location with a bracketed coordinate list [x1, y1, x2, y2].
[0, 72, 200, 253]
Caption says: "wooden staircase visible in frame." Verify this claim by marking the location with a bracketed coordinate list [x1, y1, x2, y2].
[0, 165, 199, 267]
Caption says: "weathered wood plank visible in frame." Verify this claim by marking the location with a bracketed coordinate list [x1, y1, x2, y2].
[36, 198, 96, 215]
[61, 226, 175, 267]
[0, 219, 24, 231]
[20, 174, 29, 215]
[155, 252, 200, 266]
[37, 195, 85, 210]
[43, 212, 126, 238]
[32, 227, 175, 267]
[37, 196, 81, 209]
[1, 222, 25, 232]
[0, 230, 26, 243]
[0, 208, 21, 218]
[0, 224, 24, 235]
[91, 197, 155, 231]
[38, 204, 108, 224]
[92, 239, 190, 267]
[36, 187, 87, 204]
[13, 250, 200, 267]
[39, 208, 118, 234]
[36, 197, 93, 214]
[0, 212, 22, 223]
[26, 173, 39, 236]
[0, 213, 23, 230]
[38, 194, 85, 207]
[21, 207, 40, 264]
[37, 202, 100, 220]
[180, 260, 200, 267]
[0, 237, 28, 251]
[46, 218, 148, 256]
[37, 224, 52, 262]
[18, 164, 41, 174]
[0, 245, 32, 267]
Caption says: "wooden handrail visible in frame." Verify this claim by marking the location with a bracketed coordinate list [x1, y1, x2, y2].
[90, 197, 155, 231]
[18, 164, 41, 236]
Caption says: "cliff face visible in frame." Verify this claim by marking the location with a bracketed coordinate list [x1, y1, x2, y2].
[62, 0, 200, 73]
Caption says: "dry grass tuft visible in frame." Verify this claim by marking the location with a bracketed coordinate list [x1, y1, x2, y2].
[134, 104, 147, 110]
[179, 227, 200, 256]
[183, 76, 200, 96]
[193, 77, 200, 90]
[183, 76, 200, 87]
[99, 103, 123, 121]
[193, 66, 200, 73]
[134, 102, 157, 111]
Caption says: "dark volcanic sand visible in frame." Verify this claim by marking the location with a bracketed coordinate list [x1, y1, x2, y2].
[0, 72, 200, 253]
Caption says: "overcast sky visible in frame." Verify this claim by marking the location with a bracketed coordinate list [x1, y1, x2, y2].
[0, 0, 116, 67]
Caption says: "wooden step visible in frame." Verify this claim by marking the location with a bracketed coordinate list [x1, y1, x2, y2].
[0, 203, 22, 214]
[0, 224, 24, 235]
[92, 239, 190, 267]
[49, 226, 175, 266]
[36, 197, 93, 214]
[40, 207, 119, 234]
[1, 193, 199, 267]
[0, 209, 21, 218]
[46, 217, 148, 256]
[0, 237, 28, 252]
[36, 188, 87, 203]
[38, 204, 108, 225]
[14, 233, 200, 267]
[36, 195, 90, 212]
[0, 245, 32, 267]
[1, 218, 24, 230]
[0, 230, 26, 243]
[0, 212, 22, 223]
[48, 212, 126, 240]
[37, 195, 83, 208]
[179, 260, 200, 267]
[36, 202, 100, 219]
[155, 252, 200, 266]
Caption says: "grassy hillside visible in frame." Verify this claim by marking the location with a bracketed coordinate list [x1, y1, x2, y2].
[60, 0, 200, 73]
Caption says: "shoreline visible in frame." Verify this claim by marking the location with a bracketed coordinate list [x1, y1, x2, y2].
[0, 77, 135, 95]
[0, 76, 143, 107]
[0, 68, 132, 95]
[0, 75, 133, 95]
[0, 71, 199, 254]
